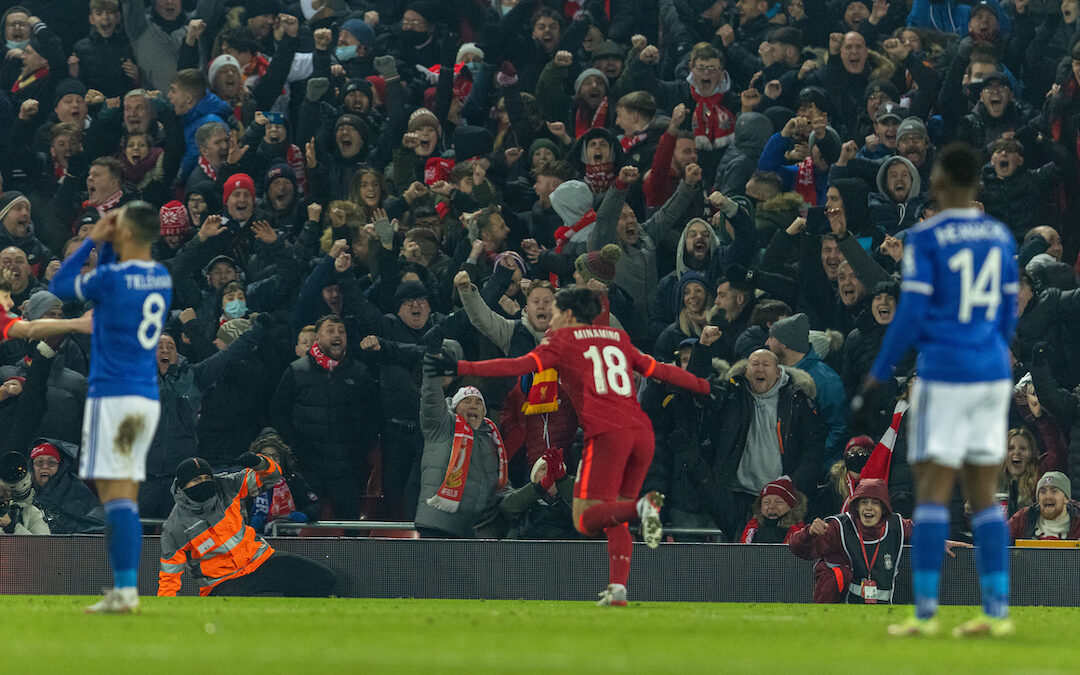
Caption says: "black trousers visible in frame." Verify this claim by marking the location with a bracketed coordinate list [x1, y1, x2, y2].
[381, 422, 423, 520]
[209, 551, 337, 597]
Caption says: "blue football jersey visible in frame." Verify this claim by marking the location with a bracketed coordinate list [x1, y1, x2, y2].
[871, 208, 1018, 383]
[50, 239, 172, 399]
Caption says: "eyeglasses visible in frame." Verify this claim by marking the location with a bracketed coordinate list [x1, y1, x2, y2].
[32, 458, 59, 469]
[981, 84, 1009, 94]
[401, 19, 425, 28]
[693, 65, 722, 73]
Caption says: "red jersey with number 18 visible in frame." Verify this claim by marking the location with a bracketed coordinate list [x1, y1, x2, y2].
[456, 325, 710, 437]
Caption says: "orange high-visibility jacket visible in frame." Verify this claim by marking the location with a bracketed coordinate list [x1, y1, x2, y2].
[158, 458, 281, 596]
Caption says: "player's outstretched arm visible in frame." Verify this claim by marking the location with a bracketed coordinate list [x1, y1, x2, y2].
[629, 347, 710, 395]
[6, 311, 93, 340]
[456, 353, 544, 378]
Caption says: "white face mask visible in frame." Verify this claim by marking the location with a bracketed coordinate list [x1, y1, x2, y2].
[300, 0, 317, 20]
[6, 39, 29, 50]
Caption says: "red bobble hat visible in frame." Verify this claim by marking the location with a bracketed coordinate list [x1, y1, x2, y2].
[159, 200, 191, 237]
[760, 475, 797, 509]
[223, 173, 255, 204]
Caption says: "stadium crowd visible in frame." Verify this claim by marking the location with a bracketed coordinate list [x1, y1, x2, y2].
[2, 0, 1080, 569]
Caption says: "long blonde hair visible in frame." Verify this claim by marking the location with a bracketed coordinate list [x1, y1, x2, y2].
[999, 428, 1039, 508]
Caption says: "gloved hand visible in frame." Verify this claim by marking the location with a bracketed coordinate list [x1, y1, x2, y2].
[422, 325, 445, 354]
[1032, 342, 1049, 368]
[251, 512, 267, 532]
[305, 77, 330, 102]
[422, 352, 458, 377]
[374, 55, 399, 80]
[850, 377, 881, 434]
[288, 511, 309, 523]
[4, 503, 22, 534]
[235, 452, 263, 469]
[544, 448, 566, 481]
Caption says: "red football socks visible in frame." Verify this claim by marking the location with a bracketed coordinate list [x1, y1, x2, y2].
[605, 523, 633, 586]
[579, 500, 638, 535]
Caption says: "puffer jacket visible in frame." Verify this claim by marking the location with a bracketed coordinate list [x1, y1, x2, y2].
[415, 373, 503, 538]
[158, 459, 281, 596]
[869, 156, 923, 235]
[685, 351, 826, 536]
[269, 350, 377, 475]
[31, 438, 104, 534]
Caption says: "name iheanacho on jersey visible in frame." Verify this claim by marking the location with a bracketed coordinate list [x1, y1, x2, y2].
[933, 222, 1011, 247]
[124, 275, 172, 290]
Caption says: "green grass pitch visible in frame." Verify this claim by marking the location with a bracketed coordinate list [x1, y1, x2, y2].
[10, 597, 1074, 673]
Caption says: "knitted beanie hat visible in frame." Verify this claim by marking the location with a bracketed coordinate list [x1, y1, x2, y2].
[575, 244, 621, 284]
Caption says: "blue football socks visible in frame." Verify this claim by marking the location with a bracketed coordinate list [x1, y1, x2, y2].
[911, 503, 950, 620]
[104, 499, 141, 590]
[971, 505, 1010, 619]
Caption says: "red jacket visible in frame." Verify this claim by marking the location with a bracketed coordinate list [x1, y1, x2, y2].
[643, 130, 677, 208]
[1008, 500, 1080, 542]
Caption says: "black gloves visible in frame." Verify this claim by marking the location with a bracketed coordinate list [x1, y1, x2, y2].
[423, 352, 458, 378]
[1032, 342, 1049, 368]
[235, 452, 263, 469]
[422, 325, 445, 354]
[3, 503, 22, 534]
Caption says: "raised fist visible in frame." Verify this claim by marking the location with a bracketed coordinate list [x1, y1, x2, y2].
[618, 165, 640, 184]
[639, 45, 659, 64]
[454, 270, 472, 291]
[684, 163, 702, 186]
[18, 99, 38, 121]
[314, 28, 333, 51]
[554, 51, 574, 68]
[829, 32, 844, 54]
[630, 34, 647, 51]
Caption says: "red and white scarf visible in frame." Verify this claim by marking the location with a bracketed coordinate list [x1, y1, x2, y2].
[11, 66, 48, 95]
[553, 209, 596, 254]
[81, 189, 124, 221]
[688, 75, 734, 150]
[794, 156, 818, 206]
[198, 155, 219, 183]
[427, 414, 508, 512]
[309, 342, 339, 372]
[841, 399, 908, 512]
[253, 478, 297, 522]
[583, 162, 614, 193]
[574, 97, 609, 139]
[619, 130, 648, 152]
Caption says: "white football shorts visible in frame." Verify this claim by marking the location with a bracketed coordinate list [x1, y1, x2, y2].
[906, 378, 1011, 469]
[80, 396, 161, 482]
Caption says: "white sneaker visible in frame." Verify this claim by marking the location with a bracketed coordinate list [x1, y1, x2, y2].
[596, 583, 628, 607]
[637, 491, 665, 549]
[85, 587, 140, 614]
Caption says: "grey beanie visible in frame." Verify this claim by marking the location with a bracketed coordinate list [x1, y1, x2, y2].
[770, 312, 810, 354]
[24, 291, 62, 321]
[897, 116, 928, 141]
[1038, 471, 1071, 497]
[574, 68, 608, 93]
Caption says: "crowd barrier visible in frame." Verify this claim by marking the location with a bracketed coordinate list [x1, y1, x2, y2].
[2, 532, 1078, 604]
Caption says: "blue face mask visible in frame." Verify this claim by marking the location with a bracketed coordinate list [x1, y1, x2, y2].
[335, 45, 357, 62]
[464, 61, 482, 76]
[6, 39, 29, 51]
[224, 299, 247, 318]
[500, 4, 513, 15]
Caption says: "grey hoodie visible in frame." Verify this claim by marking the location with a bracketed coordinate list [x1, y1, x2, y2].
[735, 367, 790, 494]
[870, 155, 923, 234]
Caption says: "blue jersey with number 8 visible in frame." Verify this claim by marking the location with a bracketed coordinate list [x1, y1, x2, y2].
[50, 238, 172, 399]
[871, 208, 1019, 383]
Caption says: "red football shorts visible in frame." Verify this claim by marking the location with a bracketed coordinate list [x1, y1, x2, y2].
[573, 426, 655, 501]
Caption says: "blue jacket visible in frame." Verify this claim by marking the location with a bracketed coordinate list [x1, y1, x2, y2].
[758, 133, 829, 206]
[795, 349, 847, 471]
[907, 0, 1011, 38]
[179, 92, 232, 181]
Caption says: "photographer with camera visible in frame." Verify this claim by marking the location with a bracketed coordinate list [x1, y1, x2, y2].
[0, 452, 50, 535]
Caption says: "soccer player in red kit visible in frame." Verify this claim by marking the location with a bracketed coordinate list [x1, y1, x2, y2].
[426, 288, 710, 605]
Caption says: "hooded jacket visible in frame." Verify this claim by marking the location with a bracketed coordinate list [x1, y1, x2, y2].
[158, 459, 282, 596]
[684, 352, 826, 537]
[30, 437, 104, 534]
[569, 127, 623, 193]
[715, 113, 774, 197]
[179, 93, 234, 182]
[870, 156, 923, 234]
[739, 490, 808, 543]
[788, 478, 912, 603]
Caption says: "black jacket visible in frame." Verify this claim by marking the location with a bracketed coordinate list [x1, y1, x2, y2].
[72, 28, 137, 97]
[269, 350, 377, 473]
[31, 438, 104, 534]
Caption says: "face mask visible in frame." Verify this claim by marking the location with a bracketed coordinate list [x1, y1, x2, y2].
[224, 299, 247, 318]
[845, 451, 870, 473]
[6, 39, 29, 51]
[399, 29, 426, 46]
[184, 480, 216, 502]
[335, 45, 357, 62]
[465, 61, 482, 76]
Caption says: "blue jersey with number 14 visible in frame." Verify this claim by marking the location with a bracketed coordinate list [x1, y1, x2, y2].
[50, 238, 172, 400]
[870, 207, 1019, 383]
